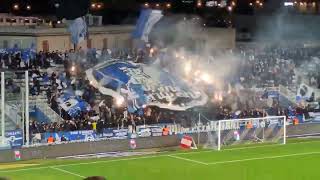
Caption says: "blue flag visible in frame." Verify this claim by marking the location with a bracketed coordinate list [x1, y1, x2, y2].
[132, 9, 163, 42]
[68, 16, 88, 45]
[58, 92, 88, 118]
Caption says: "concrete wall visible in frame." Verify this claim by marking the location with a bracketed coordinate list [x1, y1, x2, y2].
[36, 35, 71, 52]
[88, 33, 132, 50]
[0, 135, 181, 163]
[0, 25, 232, 52]
[0, 26, 134, 52]
[0, 36, 36, 49]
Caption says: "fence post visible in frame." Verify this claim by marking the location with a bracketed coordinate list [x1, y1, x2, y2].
[218, 120, 221, 151]
[25, 71, 29, 146]
[197, 113, 200, 147]
[1, 72, 5, 145]
[283, 116, 287, 145]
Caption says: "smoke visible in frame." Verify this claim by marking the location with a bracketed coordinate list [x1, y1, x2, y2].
[150, 14, 242, 91]
[252, 4, 320, 42]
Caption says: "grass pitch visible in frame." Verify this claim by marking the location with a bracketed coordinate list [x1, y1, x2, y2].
[1, 138, 320, 180]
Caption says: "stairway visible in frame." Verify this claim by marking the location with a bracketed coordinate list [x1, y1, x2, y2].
[278, 85, 297, 107]
[0, 109, 19, 137]
[4, 115, 17, 131]
[29, 95, 63, 123]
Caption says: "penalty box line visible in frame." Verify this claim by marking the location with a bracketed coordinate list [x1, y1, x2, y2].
[169, 151, 320, 166]
[167, 155, 208, 165]
[50, 166, 86, 179]
[206, 151, 320, 165]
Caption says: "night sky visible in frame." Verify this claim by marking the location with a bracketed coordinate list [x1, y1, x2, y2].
[0, 0, 275, 26]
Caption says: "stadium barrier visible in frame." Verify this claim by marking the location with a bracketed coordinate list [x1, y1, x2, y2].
[0, 135, 181, 162]
[30, 124, 181, 144]
[1, 122, 320, 162]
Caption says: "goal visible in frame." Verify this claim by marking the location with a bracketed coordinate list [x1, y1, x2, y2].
[199, 116, 286, 151]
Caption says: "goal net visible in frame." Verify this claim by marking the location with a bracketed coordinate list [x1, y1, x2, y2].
[200, 116, 286, 151]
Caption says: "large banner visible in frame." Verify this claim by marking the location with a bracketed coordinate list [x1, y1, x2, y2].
[44, 130, 96, 142]
[44, 129, 129, 142]
[5, 129, 23, 149]
[86, 60, 208, 112]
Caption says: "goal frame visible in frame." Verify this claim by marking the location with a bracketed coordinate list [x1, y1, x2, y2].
[216, 116, 287, 151]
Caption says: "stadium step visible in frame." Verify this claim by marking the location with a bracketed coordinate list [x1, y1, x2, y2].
[29, 95, 63, 123]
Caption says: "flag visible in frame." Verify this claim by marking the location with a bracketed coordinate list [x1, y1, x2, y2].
[58, 93, 88, 118]
[132, 9, 163, 42]
[29, 43, 37, 59]
[296, 83, 314, 102]
[68, 16, 88, 45]
[21, 50, 30, 63]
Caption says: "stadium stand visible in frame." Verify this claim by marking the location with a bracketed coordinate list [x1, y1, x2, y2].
[0, 43, 319, 144]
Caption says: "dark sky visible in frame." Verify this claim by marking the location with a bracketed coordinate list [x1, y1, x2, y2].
[0, 0, 251, 26]
[1, 0, 55, 14]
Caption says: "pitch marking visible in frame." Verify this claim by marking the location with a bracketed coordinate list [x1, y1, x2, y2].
[167, 155, 208, 165]
[207, 151, 320, 165]
[0, 140, 320, 173]
[50, 166, 85, 178]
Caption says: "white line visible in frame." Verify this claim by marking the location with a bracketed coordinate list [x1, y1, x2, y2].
[53, 155, 165, 168]
[50, 166, 85, 178]
[0, 166, 49, 173]
[167, 155, 208, 165]
[207, 151, 320, 165]
[175, 140, 320, 155]
[0, 155, 163, 173]
[1, 140, 320, 173]
[288, 133, 320, 138]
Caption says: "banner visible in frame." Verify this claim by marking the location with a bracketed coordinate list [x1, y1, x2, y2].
[309, 112, 320, 121]
[86, 60, 208, 112]
[44, 130, 96, 142]
[150, 126, 163, 137]
[112, 129, 128, 139]
[102, 128, 129, 139]
[138, 127, 152, 137]
[101, 128, 114, 138]
[5, 129, 23, 149]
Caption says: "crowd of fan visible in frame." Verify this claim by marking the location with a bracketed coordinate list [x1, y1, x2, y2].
[236, 44, 320, 89]
[0, 44, 316, 135]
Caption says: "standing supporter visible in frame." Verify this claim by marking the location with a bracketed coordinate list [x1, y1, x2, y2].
[47, 135, 55, 144]
[92, 121, 97, 131]
[162, 125, 170, 136]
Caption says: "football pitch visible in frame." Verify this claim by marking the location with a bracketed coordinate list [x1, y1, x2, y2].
[1, 138, 320, 180]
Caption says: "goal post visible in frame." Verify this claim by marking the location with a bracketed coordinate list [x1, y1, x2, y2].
[198, 115, 287, 151]
[217, 116, 287, 150]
